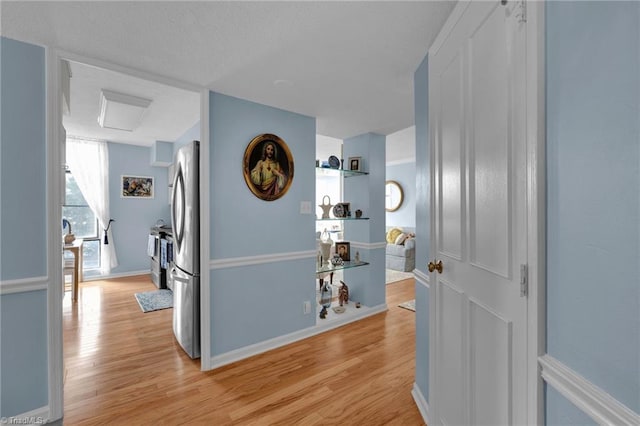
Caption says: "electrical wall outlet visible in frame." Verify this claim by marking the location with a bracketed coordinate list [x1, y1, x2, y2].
[303, 300, 311, 314]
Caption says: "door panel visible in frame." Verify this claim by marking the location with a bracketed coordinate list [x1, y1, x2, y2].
[429, 1, 528, 424]
[469, 3, 511, 277]
[439, 53, 464, 261]
[437, 282, 466, 426]
[469, 298, 512, 425]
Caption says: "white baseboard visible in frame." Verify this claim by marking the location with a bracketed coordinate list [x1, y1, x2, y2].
[539, 354, 640, 425]
[412, 382, 430, 425]
[4, 404, 50, 425]
[207, 303, 388, 370]
[81, 270, 149, 281]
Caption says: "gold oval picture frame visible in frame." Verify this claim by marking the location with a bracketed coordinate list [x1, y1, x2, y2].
[243, 133, 294, 201]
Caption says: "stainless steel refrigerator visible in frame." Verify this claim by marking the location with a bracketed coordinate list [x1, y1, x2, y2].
[170, 140, 200, 359]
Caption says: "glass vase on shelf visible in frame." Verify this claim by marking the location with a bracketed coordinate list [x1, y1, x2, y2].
[319, 279, 332, 319]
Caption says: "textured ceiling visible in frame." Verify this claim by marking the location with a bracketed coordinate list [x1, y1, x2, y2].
[1, 1, 454, 148]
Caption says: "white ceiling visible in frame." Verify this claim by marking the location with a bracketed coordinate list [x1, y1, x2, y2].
[64, 61, 200, 146]
[1, 1, 454, 153]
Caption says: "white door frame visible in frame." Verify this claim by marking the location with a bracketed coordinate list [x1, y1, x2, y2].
[426, 1, 546, 424]
[524, 2, 546, 425]
[45, 48, 211, 420]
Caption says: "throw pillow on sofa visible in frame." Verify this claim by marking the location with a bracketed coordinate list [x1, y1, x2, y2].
[394, 233, 409, 245]
[386, 228, 403, 244]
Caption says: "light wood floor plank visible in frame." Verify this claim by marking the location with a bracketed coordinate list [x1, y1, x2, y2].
[63, 276, 423, 425]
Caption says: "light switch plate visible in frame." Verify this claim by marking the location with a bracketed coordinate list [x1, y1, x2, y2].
[300, 201, 312, 214]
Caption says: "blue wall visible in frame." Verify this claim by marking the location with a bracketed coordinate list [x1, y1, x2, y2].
[546, 0, 640, 419]
[209, 92, 317, 354]
[385, 161, 416, 229]
[105, 142, 171, 277]
[343, 133, 386, 308]
[0, 37, 47, 280]
[413, 53, 430, 400]
[0, 37, 50, 417]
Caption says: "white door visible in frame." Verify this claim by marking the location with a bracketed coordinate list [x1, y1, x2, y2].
[429, 1, 528, 425]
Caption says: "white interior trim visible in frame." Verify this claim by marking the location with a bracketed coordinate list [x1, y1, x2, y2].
[386, 158, 416, 166]
[411, 382, 431, 426]
[526, 3, 546, 424]
[199, 88, 212, 370]
[539, 355, 640, 425]
[414, 269, 429, 288]
[6, 404, 50, 425]
[429, 0, 470, 56]
[210, 250, 316, 269]
[81, 270, 149, 281]
[46, 48, 208, 418]
[0, 276, 49, 295]
[208, 303, 387, 371]
[47, 47, 64, 422]
[349, 241, 386, 250]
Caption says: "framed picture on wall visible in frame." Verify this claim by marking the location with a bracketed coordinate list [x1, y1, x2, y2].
[121, 175, 154, 198]
[348, 156, 361, 172]
[243, 133, 294, 201]
[336, 241, 351, 261]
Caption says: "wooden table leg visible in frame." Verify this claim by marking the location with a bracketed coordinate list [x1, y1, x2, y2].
[73, 249, 79, 302]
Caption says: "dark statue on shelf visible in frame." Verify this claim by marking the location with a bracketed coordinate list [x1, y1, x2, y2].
[339, 281, 349, 306]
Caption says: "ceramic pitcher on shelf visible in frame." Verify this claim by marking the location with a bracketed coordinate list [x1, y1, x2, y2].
[319, 195, 333, 219]
[319, 228, 333, 265]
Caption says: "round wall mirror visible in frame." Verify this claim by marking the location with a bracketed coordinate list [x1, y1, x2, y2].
[385, 180, 404, 212]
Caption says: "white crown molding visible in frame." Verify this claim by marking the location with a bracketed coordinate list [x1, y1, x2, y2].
[210, 250, 316, 269]
[0, 276, 48, 295]
[539, 354, 640, 425]
[207, 303, 388, 371]
[412, 383, 431, 426]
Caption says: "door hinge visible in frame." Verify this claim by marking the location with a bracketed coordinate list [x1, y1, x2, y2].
[502, 0, 527, 23]
[516, 0, 527, 23]
[520, 264, 528, 297]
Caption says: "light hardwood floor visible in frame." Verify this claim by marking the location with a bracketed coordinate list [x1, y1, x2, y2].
[63, 275, 423, 425]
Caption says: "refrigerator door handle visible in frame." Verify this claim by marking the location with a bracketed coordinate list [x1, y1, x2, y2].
[171, 167, 185, 252]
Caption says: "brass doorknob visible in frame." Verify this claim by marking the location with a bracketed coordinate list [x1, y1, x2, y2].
[428, 260, 443, 274]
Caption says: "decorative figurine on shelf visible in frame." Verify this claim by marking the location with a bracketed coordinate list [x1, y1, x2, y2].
[320, 306, 328, 319]
[319, 195, 333, 219]
[339, 280, 349, 306]
[355, 251, 360, 263]
[331, 254, 344, 266]
[355, 209, 363, 218]
[319, 228, 333, 265]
